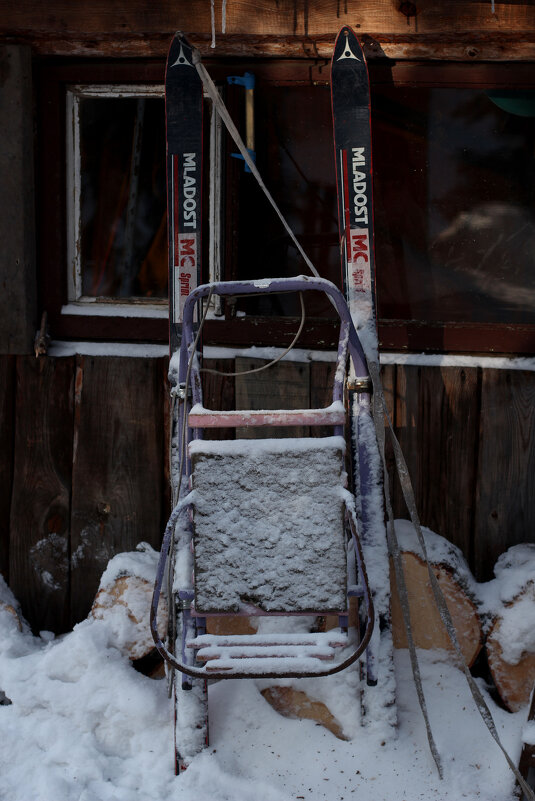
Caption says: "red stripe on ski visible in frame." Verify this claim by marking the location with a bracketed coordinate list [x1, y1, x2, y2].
[341, 148, 351, 280]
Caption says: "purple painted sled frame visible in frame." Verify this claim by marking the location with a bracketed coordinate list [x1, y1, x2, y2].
[151, 275, 376, 680]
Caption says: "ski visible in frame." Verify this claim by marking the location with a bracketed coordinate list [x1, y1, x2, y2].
[331, 27, 395, 726]
[331, 27, 376, 348]
[165, 32, 208, 774]
[166, 33, 204, 354]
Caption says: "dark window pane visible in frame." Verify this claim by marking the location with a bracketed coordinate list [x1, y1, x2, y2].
[373, 87, 535, 324]
[235, 85, 340, 318]
[79, 96, 167, 300]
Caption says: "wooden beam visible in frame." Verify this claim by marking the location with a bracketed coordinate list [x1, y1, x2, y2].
[1, 0, 535, 38]
[4, 32, 535, 61]
[2, 0, 535, 58]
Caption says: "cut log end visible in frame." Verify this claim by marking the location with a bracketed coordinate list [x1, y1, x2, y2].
[390, 551, 483, 668]
[486, 584, 535, 712]
[91, 574, 168, 662]
[261, 686, 348, 740]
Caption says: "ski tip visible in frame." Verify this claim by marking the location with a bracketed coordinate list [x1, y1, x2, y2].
[332, 26, 365, 66]
[167, 32, 195, 71]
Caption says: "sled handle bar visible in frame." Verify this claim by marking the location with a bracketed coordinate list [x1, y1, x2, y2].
[179, 275, 369, 384]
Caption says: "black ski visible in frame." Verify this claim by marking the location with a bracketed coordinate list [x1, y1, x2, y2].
[331, 27, 376, 344]
[166, 33, 203, 353]
[331, 27, 395, 726]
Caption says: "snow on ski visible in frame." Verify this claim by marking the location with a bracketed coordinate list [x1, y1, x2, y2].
[166, 33, 203, 354]
[331, 27, 396, 729]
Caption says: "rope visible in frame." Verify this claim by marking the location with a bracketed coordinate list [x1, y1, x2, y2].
[201, 292, 306, 377]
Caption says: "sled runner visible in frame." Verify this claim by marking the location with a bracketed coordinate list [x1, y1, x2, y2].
[151, 276, 376, 770]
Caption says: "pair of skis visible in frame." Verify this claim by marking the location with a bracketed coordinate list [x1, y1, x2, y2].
[164, 27, 392, 770]
[165, 28, 376, 351]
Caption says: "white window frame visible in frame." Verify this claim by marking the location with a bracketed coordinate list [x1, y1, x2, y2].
[64, 84, 224, 320]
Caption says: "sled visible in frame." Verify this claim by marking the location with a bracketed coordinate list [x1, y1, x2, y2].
[151, 275, 376, 771]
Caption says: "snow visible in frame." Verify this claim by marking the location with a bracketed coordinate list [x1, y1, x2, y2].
[60, 302, 168, 319]
[494, 592, 535, 665]
[49, 340, 169, 358]
[380, 353, 535, 371]
[202, 345, 339, 363]
[46, 341, 535, 371]
[189, 437, 348, 613]
[477, 543, 535, 627]
[394, 519, 480, 604]
[0, 550, 529, 801]
[98, 542, 165, 588]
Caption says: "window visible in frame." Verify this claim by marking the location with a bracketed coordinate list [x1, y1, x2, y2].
[37, 59, 535, 352]
[66, 86, 167, 308]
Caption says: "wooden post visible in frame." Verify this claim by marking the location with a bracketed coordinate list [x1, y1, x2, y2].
[0, 45, 36, 354]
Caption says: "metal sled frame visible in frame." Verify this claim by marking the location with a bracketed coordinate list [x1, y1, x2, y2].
[151, 276, 375, 682]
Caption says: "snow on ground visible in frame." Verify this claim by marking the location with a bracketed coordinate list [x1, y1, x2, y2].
[0, 574, 526, 801]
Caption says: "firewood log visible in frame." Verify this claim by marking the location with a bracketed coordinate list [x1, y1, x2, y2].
[390, 550, 483, 667]
[486, 582, 535, 712]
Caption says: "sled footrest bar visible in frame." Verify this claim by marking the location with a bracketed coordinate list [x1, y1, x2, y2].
[187, 632, 348, 649]
[187, 632, 349, 674]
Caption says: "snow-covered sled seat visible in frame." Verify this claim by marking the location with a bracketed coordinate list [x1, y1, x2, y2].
[182, 434, 370, 676]
[189, 436, 348, 615]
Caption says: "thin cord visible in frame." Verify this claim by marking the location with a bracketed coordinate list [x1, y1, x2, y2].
[200, 292, 306, 377]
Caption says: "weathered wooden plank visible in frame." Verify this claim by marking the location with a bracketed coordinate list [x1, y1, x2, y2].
[475, 370, 535, 582]
[310, 360, 341, 438]
[380, 363, 396, 503]
[6, 32, 535, 61]
[394, 365, 480, 565]
[1, 0, 535, 40]
[0, 46, 36, 354]
[9, 355, 74, 632]
[235, 357, 310, 438]
[201, 358, 236, 440]
[0, 356, 15, 580]
[70, 356, 166, 624]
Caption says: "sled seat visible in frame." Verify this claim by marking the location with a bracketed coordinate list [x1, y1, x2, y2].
[189, 436, 348, 617]
[168, 434, 369, 679]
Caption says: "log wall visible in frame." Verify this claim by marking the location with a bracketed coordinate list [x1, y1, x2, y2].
[1, 351, 534, 632]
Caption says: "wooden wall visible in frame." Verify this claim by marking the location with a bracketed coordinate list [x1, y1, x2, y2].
[2, 351, 534, 633]
[1, 353, 168, 633]
[1, 0, 535, 60]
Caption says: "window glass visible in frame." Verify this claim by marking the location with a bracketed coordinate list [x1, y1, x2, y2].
[235, 85, 339, 318]
[78, 96, 167, 300]
[373, 87, 535, 324]
[70, 80, 535, 327]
